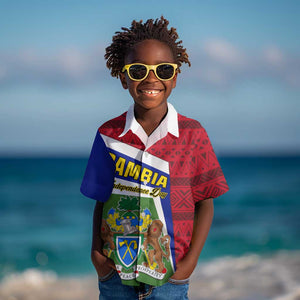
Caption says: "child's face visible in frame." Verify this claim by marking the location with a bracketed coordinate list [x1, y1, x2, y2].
[120, 39, 177, 112]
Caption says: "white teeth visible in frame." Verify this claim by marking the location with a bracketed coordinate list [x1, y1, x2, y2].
[142, 90, 160, 95]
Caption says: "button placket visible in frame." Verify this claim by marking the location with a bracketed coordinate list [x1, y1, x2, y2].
[136, 149, 148, 276]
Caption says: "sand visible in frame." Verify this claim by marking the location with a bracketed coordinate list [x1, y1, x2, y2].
[1, 252, 299, 300]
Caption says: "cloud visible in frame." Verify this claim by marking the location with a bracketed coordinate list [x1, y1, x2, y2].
[189, 39, 300, 89]
[263, 45, 285, 67]
[0, 45, 106, 87]
[0, 40, 299, 89]
[203, 39, 245, 66]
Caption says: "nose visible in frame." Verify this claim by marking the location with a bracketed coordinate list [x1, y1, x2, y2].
[145, 70, 158, 81]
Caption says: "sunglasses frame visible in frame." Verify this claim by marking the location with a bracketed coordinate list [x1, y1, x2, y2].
[122, 63, 178, 81]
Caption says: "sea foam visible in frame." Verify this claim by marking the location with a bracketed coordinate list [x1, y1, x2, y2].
[189, 251, 300, 300]
[0, 251, 299, 300]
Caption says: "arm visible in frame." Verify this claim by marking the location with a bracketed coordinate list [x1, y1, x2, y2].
[171, 197, 214, 280]
[91, 201, 116, 277]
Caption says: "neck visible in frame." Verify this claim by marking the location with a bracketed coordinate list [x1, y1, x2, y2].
[134, 103, 168, 136]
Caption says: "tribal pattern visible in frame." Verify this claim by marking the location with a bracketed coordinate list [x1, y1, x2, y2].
[99, 112, 229, 264]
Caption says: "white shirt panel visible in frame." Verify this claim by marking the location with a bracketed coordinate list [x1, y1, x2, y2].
[119, 103, 179, 150]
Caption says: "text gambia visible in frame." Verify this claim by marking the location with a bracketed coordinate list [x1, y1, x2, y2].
[110, 152, 168, 189]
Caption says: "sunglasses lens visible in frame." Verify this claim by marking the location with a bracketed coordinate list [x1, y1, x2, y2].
[129, 65, 147, 80]
[156, 64, 175, 80]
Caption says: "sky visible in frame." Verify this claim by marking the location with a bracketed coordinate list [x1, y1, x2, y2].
[0, 0, 299, 156]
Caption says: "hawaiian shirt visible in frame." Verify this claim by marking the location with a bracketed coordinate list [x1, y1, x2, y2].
[81, 103, 229, 286]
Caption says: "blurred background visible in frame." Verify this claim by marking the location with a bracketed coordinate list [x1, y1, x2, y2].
[0, 1, 299, 299]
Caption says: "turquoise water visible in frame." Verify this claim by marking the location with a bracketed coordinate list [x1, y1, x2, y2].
[0, 156, 299, 278]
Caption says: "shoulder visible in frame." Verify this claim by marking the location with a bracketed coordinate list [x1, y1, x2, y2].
[175, 114, 209, 148]
[177, 113, 204, 132]
[98, 112, 127, 137]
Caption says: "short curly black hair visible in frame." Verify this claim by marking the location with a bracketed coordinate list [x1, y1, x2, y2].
[105, 16, 191, 78]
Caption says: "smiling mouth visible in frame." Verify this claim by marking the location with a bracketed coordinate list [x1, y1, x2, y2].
[139, 89, 162, 96]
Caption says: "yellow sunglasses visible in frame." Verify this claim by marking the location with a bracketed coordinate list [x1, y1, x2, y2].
[122, 63, 178, 81]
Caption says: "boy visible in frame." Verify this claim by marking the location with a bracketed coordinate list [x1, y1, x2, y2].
[81, 17, 229, 300]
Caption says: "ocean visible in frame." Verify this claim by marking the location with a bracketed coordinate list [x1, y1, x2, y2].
[0, 156, 299, 300]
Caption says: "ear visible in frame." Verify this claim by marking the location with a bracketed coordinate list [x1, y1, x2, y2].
[119, 73, 128, 89]
[172, 72, 178, 89]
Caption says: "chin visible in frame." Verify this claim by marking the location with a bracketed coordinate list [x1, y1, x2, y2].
[136, 100, 166, 110]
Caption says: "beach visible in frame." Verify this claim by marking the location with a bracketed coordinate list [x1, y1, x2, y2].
[1, 251, 300, 300]
[1, 157, 299, 299]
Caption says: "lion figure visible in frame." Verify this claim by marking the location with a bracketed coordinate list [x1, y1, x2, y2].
[142, 220, 171, 273]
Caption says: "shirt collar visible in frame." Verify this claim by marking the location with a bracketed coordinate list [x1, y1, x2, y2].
[119, 102, 179, 139]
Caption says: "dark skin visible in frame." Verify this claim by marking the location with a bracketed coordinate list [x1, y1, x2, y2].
[119, 39, 177, 136]
[91, 201, 116, 277]
[171, 198, 214, 280]
[91, 39, 214, 280]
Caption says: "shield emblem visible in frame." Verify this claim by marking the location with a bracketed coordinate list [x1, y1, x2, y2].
[116, 236, 140, 268]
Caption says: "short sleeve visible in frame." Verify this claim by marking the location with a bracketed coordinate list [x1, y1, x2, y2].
[80, 130, 115, 202]
[192, 128, 229, 202]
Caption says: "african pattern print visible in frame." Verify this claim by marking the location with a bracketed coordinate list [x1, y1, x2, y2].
[81, 108, 229, 286]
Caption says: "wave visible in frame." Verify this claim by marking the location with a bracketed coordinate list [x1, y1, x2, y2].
[0, 269, 98, 300]
[190, 251, 300, 300]
[0, 251, 299, 300]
